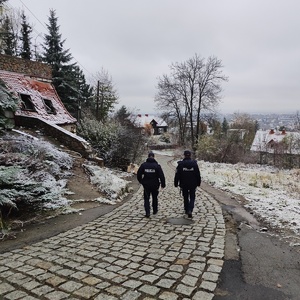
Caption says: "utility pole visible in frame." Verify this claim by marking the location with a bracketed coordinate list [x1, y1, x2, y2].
[34, 32, 42, 61]
[96, 80, 100, 120]
[100, 84, 104, 122]
[77, 98, 81, 122]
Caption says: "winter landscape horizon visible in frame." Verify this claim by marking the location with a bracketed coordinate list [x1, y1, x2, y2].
[1, 131, 299, 250]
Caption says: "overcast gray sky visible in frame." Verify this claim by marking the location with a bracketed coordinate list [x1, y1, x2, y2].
[7, 0, 300, 115]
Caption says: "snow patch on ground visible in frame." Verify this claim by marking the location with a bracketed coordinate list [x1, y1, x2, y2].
[199, 161, 300, 235]
[0, 132, 131, 216]
[83, 164, 130, 200]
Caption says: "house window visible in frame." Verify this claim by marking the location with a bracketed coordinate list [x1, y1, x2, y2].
[19, 94, 35, 111]
[43, 98, 56, 114]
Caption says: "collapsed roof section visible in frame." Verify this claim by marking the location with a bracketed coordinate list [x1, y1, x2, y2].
[0, 70, 76, 126]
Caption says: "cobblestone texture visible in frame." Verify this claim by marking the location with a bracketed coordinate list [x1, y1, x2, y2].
[0, 154, 225, 299]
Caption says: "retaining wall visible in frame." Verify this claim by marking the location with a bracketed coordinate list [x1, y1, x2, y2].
[0, 54, 52, 79]
[14, 115, 92, 158]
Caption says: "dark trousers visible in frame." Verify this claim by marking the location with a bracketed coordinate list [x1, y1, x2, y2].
[144, 188, 159, 216]
[182, 188, 196, 213]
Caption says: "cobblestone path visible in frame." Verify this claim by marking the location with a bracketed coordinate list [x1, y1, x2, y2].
[0, 154, 225, 300]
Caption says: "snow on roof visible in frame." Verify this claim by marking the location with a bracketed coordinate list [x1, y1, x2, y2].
[251, 129, 300, 154]
[132, 114, 168, 127]
[0, 70, 76, 125]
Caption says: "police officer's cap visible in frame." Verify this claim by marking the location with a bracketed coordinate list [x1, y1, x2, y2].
[184, 150, 191, 157]
[148, 151, 155, 158]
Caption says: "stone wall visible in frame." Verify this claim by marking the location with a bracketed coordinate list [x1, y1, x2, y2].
[0, 54, 52, 79]
[147, 144, 178, 150]
[14, 115, 93, 158]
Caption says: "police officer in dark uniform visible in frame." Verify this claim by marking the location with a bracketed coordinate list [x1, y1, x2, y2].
[137, 151, 166, 218]
[174, 150, 201, 218]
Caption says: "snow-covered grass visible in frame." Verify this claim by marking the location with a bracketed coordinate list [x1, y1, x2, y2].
[0, 133, 74, 210]
[83, 164, 131, 203]
[200, 161, 300, 235]
[0, 132, 131, 217]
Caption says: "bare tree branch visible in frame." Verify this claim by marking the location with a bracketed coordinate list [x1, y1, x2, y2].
[155, 54, 228, 149]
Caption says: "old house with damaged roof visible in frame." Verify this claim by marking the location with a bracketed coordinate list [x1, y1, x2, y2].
[0, 54, 92, 157]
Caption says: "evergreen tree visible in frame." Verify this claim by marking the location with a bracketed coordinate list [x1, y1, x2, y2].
[0, 0, 8, 47]
[0, 78, 18, 128]
[42, 9, 91, 117]
[19, 11, 32, 59]
[222, 117, 229, 134]
[42, 9, 75, 111]
[42, 9, 72, 67]
[71, 65, 93, 120]
[254, 120, 259, 132]
[114, 105, 132, 126]
[0, 7, 4, 52]
[1, 15, 16, 55]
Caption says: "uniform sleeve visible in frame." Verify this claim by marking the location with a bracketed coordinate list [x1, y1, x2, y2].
[195, 162, 201, 186]
[158, 165, 166, 188]
[174, 163, 180, 187]
[137, 164, 144, 183]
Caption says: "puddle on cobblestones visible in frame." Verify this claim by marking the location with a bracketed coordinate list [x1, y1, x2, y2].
[167, 218, 194, 225]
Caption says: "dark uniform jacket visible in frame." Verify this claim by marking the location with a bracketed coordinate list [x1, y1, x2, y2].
[174, 158, 201, 189]
[137, 157, 166, 190]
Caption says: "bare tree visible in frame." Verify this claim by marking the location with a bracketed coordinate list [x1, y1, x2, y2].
[155, 74, 188, 145]
[155, 54, 228, 150]
[90, 68, 118, 122]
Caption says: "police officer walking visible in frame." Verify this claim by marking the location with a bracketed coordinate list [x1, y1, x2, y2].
[174, 150, 201, 218]
[137, 151, 166, 218]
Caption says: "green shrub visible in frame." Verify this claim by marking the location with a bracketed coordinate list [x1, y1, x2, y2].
[77, 116, 145, 169]
[0, 79, 19, 129]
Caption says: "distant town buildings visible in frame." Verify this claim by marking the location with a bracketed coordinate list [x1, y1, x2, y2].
[224, 113, 299, 131]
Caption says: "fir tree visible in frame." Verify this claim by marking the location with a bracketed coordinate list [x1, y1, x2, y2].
[67, 65, 92, 120]
[0, 78, 18, 128]
[1, 15, 16, 55]
[42, 9, 91, 117]
[222, 117, 229, 134]
[73, 66, 93, 107]
[42, 9, 75, 111]
[19, 11, 32, 59]
[42, 9, 72, 67]
[115, 105, 130, 125]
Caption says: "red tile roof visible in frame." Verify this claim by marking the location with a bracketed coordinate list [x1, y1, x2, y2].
[0, 70, 76, 125]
